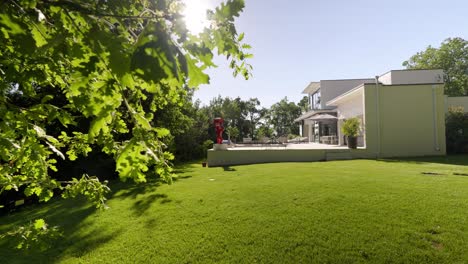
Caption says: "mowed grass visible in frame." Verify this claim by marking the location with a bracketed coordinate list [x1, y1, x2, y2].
[1, 156, 468, 263]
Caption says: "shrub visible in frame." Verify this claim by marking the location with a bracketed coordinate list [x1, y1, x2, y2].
[341, 118, 361, 137]
[446, 108, 468, 154]
[202, 140, 214, 159]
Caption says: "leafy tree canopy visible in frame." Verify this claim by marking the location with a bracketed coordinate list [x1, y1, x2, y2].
[298, 95, 309, 113]
[403, 37, 468, 96]
[0, 0, 251, 247]
[268, 97, 301, 136]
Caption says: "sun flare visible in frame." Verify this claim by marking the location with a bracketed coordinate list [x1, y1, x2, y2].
[182, 0, 212, 34]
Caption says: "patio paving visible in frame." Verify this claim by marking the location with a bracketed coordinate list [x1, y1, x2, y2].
[229, 142, 348, 151]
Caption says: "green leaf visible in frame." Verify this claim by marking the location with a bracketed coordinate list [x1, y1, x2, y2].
[25, 185, 42, 197]
[131, 22, 182, 87]
[0, 14, 26, 37]
[238, 32, 245, 42]
[186, 55, 209, 87]
[154, 128, 170, 138]
[33, 219, 46, 230]
[57, 111, 76, 127]
[41, 95, 54, 103]
[39, 189, 54, 202]
[135, 113, 152, 130]
[89, 114, 112, 139]
[241, 44, 252, 49]
[0, 137, 20, 149]
[31, 26, 47, 47]
[116, 140, 149, 182]
[121, 73, 135, 89]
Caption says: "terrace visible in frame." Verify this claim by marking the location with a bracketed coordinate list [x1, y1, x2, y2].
[207, 141, 369, 167]
[230, 142, 347, 150]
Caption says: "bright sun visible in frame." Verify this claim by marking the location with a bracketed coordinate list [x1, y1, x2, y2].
[182, 0, 212, 34]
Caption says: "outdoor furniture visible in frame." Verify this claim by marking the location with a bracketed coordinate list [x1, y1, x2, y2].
[288, 137, 308, 143]
[320, 135, 337, 145]
[277, 137, 288, 144]
[288, 137, 299, 143]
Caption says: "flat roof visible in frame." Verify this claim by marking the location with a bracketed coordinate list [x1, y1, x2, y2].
[379, 68, 444, 77]
[302, 82, 320, 94]
[320, 78, 373, 82]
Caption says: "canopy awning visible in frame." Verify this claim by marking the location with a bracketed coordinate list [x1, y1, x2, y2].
[295, 110, 337, 122]
[308, 113, 337, 121]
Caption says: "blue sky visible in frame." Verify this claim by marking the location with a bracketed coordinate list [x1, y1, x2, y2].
[193, 0, 468, 107]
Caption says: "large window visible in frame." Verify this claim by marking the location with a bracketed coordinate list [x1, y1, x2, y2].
[311, 90, 321, 109]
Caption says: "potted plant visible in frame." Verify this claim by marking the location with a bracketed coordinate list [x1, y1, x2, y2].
[341, 118, 360, 149]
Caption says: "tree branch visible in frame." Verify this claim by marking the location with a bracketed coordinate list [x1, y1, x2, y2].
[40, 0, 170, 20]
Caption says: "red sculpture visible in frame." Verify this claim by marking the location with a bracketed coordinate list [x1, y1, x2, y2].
[214, 117, 224, 144]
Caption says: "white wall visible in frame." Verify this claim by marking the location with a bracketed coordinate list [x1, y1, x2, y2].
[334, 88, 364, 145]
[336, 93, 364, 119]
[320, 79, 373, 109]
[207, 148, 376, 167]
[379, 69, 444, 85]
[378, 72, 392, 85]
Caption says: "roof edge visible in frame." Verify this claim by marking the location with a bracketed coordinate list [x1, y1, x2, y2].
[294, 109, 337, 122]
[326, 84, 365, 106]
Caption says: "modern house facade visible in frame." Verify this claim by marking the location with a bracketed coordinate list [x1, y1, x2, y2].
[295, 69, 449, 157]
[207, 69, 468, 166]
[296, 78, 373, 146]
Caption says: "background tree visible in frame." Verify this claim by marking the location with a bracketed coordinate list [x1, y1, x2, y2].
[403, 37, 468, 96]
[255, 124, 274, 139]
[203, 96, 242, 141]
[298, 95, 310, 113]
[163, 97, 212, 162]
[226, 126, 239, 143]
[242, 98, 263, 139]
[224, 97, 246, 138]
[203, 96, 266, 141]
[268, 97, 302, 136]
[0, 0, 251, 247]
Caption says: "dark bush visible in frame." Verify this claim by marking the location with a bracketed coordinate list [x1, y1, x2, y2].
[446, 107, 468, 154]
[0, 151, 117, 214]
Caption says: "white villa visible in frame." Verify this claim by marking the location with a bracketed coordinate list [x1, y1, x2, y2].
[295, 78, 374, 147]
[208, 69, 468, 166]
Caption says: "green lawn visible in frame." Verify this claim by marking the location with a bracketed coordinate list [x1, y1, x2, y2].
[1, 156, 468, 263]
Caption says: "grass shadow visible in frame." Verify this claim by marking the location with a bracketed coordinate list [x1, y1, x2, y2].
[109, 179, 162, 200]
[173, 168, 194, 174]
[132, 193, 171, 216]
[0, 161, 201, 262]
[172, 161, 201, 174]
[378, 154, 468, 166]
[0, 197, 122, 263]
[223, 166, 236, 172]
[172, 175, 193, 182]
